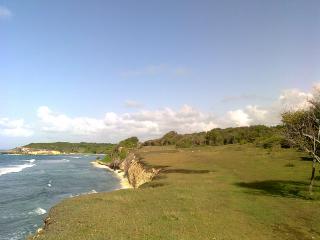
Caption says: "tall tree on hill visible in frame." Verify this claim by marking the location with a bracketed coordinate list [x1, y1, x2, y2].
[282, 94, 320, 194]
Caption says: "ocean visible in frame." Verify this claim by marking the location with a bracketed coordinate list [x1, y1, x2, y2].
[0, 154, 120, 240]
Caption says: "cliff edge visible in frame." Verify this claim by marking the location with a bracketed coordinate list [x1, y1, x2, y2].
[108, 152, 160, 188]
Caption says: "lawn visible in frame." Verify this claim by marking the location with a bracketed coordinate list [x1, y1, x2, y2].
[35, 144, 320, 240]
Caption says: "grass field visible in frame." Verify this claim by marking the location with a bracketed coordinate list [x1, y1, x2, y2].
[36, 145, 320, 240]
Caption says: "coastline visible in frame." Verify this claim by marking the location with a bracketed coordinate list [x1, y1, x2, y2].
[91, 161, 132, 189]
[32, 160, 133, 239]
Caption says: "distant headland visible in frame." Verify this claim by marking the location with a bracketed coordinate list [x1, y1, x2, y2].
[2, 142, 115, 155]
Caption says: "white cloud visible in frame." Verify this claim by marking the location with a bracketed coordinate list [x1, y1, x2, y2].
[3, 84, 319, 142]
[0, 6, 12, 19]
[37, 106, 106, 134]
[0, 118, 33, 137]
[224, 85, 316, 127]
[245, 105, 268, 123]
[36, 105, 217, 141]
[227, 109, 251, 126]
[279, 89, 313, 111]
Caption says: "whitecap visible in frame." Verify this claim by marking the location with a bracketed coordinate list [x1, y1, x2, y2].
[0, 162, 36, 176]
[24, 159, 36, 163]
[47, 183, 52, 187]
[70, 189, 98, 198]
[71, 156, 80, 159]
[29, 207, 47, 216]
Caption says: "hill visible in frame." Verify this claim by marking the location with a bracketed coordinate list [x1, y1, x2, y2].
[143, 125, 289, 148]
[23, 142, 114, 154]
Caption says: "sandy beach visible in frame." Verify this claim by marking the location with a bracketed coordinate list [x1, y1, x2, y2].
[91, 161, 132, 189]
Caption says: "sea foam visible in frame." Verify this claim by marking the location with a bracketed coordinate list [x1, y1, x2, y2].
[28, 208, 47, 216]
[0, 162, 36, 176]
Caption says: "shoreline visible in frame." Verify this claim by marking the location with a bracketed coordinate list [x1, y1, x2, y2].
[32, 160, 133, 239]
[91, 161, 132, 189]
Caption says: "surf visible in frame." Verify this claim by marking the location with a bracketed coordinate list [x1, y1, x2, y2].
[0, 162, 36, 176]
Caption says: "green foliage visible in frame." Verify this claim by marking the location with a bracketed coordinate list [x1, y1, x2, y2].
[256, 135, 286, 149]
[119, 149, 128, 160]
[102, 154, 112, 163]
[144, 125, 285, 149]
[118, 137, 139, 149]
[24, 142, 115, 154]
[105, 137, 139, 162]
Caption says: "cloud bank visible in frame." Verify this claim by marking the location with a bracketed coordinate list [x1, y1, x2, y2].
[0, 118, 33, 137]
[36, 105, 217, 141]
[1, 84, 316, 142]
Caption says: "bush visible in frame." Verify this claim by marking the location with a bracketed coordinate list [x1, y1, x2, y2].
[118, 149, 128, 160]
[119, 137, 139, 149]
[257, 136, 285, 149]
[102, 154, 112, 163]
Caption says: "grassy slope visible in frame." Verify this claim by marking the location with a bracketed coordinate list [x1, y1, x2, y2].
[37, 145, 320, 240]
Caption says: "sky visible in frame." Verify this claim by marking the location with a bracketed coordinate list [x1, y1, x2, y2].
[1, 0, 320, 149]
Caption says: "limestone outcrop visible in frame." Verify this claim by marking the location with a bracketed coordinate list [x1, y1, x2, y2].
[109, 153, 159, 188]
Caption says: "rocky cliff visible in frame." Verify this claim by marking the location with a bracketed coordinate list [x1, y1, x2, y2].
[109, 152, 159, 188]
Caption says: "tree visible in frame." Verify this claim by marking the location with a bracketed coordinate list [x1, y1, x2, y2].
[282, 97, 320, 194]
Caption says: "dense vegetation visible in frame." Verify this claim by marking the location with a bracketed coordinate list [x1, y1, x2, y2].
[101, 136, 139, 163]
[118, 137, 139, 149]
[101, 126, 289, 163]
[24, 142, 115, 154]
[24, 126, 288, 157]
[144, 125, 289, 149]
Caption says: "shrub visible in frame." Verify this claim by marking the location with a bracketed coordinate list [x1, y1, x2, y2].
[102, 154, 112, 163]
[119, 137, 139, 149]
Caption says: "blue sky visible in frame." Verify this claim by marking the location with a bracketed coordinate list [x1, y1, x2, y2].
[1, 0, 320, 149]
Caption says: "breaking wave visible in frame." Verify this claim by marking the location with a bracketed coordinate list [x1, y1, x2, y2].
[0, 162, 36, 176]
[28, 207, 47, 216]
[24, 159, 36, 163]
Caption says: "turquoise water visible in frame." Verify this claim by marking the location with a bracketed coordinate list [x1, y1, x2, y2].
[0, 154, 120, 240]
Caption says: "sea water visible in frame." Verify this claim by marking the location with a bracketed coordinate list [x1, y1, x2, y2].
[0, 154, 120, 240]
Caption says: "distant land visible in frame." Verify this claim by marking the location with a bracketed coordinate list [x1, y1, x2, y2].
[4, 142, 115, 155]
[3, 125, 290, 156]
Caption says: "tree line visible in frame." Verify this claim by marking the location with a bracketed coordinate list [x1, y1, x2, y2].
[143, 125, 289, 149]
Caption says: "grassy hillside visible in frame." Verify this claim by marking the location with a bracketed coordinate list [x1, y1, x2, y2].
[36, 145, 320, 240]
[24, 142, 114, 154]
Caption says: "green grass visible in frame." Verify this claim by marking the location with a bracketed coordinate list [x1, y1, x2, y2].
[36, 145, 320, 240]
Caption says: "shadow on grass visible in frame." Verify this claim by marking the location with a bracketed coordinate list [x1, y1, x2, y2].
[300, 156, 313, 161]
[141, 182, 167, 188]
[162, 168, 211, 174]
[235, 180, 320, 200]
[139, 158, 213, 175]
